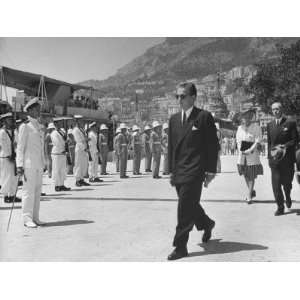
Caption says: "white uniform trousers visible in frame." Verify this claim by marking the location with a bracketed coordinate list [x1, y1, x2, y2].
[51, 154, 67, 186]
[88, 152, 98, 178]
[74, 150, 88, 181]
[22, 168, 43, 222]
[0, 159, 18, 196]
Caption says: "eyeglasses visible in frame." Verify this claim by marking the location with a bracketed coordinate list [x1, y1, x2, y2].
[175, 94, 187, 100]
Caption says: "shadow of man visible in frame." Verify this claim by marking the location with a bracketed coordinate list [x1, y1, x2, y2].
[43, 220, 94, 227]
[188, 239, 268, 258]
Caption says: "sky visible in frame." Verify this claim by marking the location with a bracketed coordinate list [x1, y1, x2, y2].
[0, 37, 165, 83]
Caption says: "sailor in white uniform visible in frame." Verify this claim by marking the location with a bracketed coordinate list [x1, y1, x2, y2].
[72, 115, 90, 186]
[51, 118, 71, 191]
[0, 112, 21, 203]
[16, 98, 46, 228]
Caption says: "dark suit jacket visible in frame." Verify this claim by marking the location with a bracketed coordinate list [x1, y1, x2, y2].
[267, 117, 299, 166]
[168, 106, 219, 184]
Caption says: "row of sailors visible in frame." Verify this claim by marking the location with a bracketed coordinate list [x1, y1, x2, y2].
[0, 97, 169, 228]
[113, 121, 169, 179]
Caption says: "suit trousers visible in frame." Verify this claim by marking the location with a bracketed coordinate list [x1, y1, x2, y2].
[100, 147, 108, 174]
[152, 151, 161, 177]
[22, 168, 43, 222]
[0, 159, 18, 196]
[270, 161, 295, 210]
[173, 179, 213, 249]
[133, 150, 141, 174]
[88, 152, 98, 178]
[74, 150, 88, 181]
[51, 154, 67, 186]
[145, 152, 152, 171]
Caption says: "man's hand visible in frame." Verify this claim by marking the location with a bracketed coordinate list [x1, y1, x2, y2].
[17, 167, 24, 176]
[204, 172, 216, 188]
[169, 173, 175, 186]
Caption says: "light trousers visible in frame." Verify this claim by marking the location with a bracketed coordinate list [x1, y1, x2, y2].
[0, 159, 18, 196]
[22, 168, 43, 222]
[74, 150, 88, 181]
[88, 152, 98, 178]
[51, 154, 67, 186]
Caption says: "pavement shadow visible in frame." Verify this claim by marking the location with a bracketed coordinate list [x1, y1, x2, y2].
[188, 239, 268, 257]
[43, 219, 94, 227]
[72, 188, 94, 192]
[0, 206, 22, 210]
[285, 209, 300, 215]
[42, 193, 71, 197]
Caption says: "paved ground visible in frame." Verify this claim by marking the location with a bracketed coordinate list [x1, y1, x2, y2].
[0, 155, 300, 261]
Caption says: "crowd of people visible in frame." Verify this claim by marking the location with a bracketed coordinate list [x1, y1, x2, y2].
[0, 82, 300, 261]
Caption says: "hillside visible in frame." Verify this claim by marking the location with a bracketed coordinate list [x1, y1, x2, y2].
[80, 37, 299, 98]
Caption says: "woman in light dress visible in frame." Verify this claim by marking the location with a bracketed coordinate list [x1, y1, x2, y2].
[236, 113, 263, 204]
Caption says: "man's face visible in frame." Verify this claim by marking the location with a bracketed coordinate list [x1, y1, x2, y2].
[5, 117, 14, 129]
[28, 104, 41, 119]
[271, 103, 283, 119]
[176, 87, 195, 111]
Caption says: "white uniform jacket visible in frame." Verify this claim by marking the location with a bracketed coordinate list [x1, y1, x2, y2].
[51, 130, 66, 154]
[16, 117, 45, 170]
[72, 127, 87, 152]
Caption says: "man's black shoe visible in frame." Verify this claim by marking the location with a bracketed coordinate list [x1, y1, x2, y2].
[251, 190, 256, 198]
[80, 180, 90, 186]
[60, 186, 71, 191]
[120, 175, 129, 179]
[286, 197, 292, 209]
[202, 220, 215, 243]
[274, 209, 284, 216]
[75, 181, 82, 187]
[153, 176, 162, 179]
[14, 196, 22, 203]
[4, 196, 11, 203]
[167, 248, 188, 261]
[55, 186, 61, 192]
[93, 177, 103, 182]
[41, 192, 46, 196]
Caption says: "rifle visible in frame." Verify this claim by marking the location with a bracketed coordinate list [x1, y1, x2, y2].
[5, 128, 17, 176]
[85, 131, 93, 162]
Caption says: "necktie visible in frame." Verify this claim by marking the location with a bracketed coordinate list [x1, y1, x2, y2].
[182, 112, 187, 126]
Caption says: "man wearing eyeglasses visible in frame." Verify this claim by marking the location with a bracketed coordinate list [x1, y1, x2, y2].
[167, 82, 219, 260]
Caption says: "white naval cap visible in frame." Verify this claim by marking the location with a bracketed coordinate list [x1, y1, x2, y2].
[120, 123, 127, 129]
[74, 115, 83, 119]
[132, 125, 140, 131]
[67, 129, 73, 135]
[47, 122, 56, 130]
[0, 112, 13, 120]
[116, 127, 121, 134]
[144, 125, 151, 131]
[163, 123, 168, 130]
[152, 121, 161, 128]
[100, 124, 108, 130]
[24, 97, 40, 112]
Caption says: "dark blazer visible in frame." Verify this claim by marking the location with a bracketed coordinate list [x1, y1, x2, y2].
[267, 117, 299, 166]
[168, 106, 219, 184]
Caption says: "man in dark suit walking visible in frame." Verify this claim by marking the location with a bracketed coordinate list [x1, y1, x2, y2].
[267, 102, 299, 216]
[167, 82, 219, 260]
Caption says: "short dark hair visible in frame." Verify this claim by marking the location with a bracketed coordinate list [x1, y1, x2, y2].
[178, 82, 197, 97]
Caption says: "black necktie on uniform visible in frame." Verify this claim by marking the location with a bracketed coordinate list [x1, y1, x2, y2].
[182, 111, 187, 126]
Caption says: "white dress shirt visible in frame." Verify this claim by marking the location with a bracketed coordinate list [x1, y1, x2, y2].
[181, 106, 194, 124]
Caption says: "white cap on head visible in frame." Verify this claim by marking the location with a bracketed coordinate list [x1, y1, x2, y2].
[74, 115, 83, 119]
[116, 127, 121, 133]
[163, 123, 168, 130]
[144, 125, 151, 131]
[0, 112, 13, 120]
[132, 125, 139, 131]
[100, 124, 108, 130]
[47, 122, 56, 130]
[24, 97, 40, 112]
[152, 121, 161, 128]
[67, 129, 73, 135]
[120, 123, 127, 129]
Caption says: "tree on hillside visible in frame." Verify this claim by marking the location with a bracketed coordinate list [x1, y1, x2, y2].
[247, 40, 300, 115]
